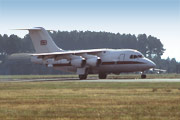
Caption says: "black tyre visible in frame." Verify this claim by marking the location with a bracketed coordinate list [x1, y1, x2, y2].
[79, 74, 87, 80]
[141, 74, 146, 79]
[98, 73, 107, 79]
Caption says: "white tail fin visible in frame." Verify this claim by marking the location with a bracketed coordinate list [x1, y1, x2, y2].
[16, 27, 63, 53]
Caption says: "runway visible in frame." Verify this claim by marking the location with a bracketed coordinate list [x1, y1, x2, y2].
[0, 78, 180, 82]
[80, 79, 180, 82]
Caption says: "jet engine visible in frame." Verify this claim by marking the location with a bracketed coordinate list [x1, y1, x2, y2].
[31, 56, 54, 67]
[55, 59, 69, 64]
[86, 57, 101, 67]
[45, 58, 54, 67]
[31, 56, 43, 64]
[71, 58, 86, 68]
[45, 58, 70, 67]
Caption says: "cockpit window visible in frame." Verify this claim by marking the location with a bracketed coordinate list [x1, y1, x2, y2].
[130, 55, 134, 59]
[130, 54, 143, 59]
[138, 55, 143, 58]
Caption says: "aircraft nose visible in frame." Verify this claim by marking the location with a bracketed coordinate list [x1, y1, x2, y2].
[148, 60, 156, 68]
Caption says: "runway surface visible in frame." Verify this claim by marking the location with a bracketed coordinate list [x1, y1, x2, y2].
[0, 78, 180, 82]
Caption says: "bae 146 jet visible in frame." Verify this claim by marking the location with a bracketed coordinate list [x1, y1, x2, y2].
[17, 27, 156, 79]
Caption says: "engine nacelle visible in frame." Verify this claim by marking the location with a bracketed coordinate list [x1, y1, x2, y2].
[31, 56, 43, 64]
[47, 64, 53, 67]
[45, 59, 70, 67]
[86, 57, 101, 67]
[55, 59, 69, 64]
[31, 56, 70, 67]
[45, 58, 54, 64]
[43, 58, 54, 67]
[71, 58, 86, 68]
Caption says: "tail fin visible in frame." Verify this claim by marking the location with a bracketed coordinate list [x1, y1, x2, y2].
[17, 27, 63, 53]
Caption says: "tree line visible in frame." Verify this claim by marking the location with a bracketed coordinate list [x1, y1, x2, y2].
[0, 31, 179, 74]
[0, 31, 165, 58]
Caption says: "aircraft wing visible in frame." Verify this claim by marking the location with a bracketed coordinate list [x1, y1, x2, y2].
[31, 49, 107, 60]
[153, 68, 167, 72]
[149, 68, 167, 73]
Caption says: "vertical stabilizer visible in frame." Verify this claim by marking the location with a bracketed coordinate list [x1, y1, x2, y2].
[20, 27, 63, 53]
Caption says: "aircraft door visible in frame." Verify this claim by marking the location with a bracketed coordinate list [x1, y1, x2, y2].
[119, 54, 125, 61]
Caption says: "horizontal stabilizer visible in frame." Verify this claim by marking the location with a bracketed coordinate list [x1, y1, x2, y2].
[12, 28, 41, 31]
[12, 27, 54, 31]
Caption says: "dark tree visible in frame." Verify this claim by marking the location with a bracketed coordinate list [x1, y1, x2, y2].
[1, 30, 179, 75]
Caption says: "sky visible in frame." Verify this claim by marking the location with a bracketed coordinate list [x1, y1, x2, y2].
[0, 0, 180, 61]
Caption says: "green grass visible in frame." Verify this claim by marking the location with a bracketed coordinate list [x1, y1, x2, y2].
[0, 82, 180, 120]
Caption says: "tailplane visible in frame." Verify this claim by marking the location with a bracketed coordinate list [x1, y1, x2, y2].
[16, 27, 63, 53]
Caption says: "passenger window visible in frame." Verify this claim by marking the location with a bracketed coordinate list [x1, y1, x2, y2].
[134, 55, 137, 59]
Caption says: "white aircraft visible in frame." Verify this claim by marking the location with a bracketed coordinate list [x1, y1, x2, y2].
[18, 27, 156, 79]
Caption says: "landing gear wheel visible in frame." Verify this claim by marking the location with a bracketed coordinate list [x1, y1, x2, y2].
[79, 74, 87, 80]
[141, 74, 146, 79]
[98, 73, 107, 79]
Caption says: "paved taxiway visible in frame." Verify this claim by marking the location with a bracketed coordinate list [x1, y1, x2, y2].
[0, 78, 180, 82]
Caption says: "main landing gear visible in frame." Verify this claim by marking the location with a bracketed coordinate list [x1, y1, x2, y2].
[141, 72, 146, 79]
[79, 73, 108, 80]
[79, 74, 87, 80]
[98, 73, 107, 79]
[78, 68, 88, 80]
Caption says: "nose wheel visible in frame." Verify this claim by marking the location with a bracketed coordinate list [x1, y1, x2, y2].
[141, 72, 146, 79]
